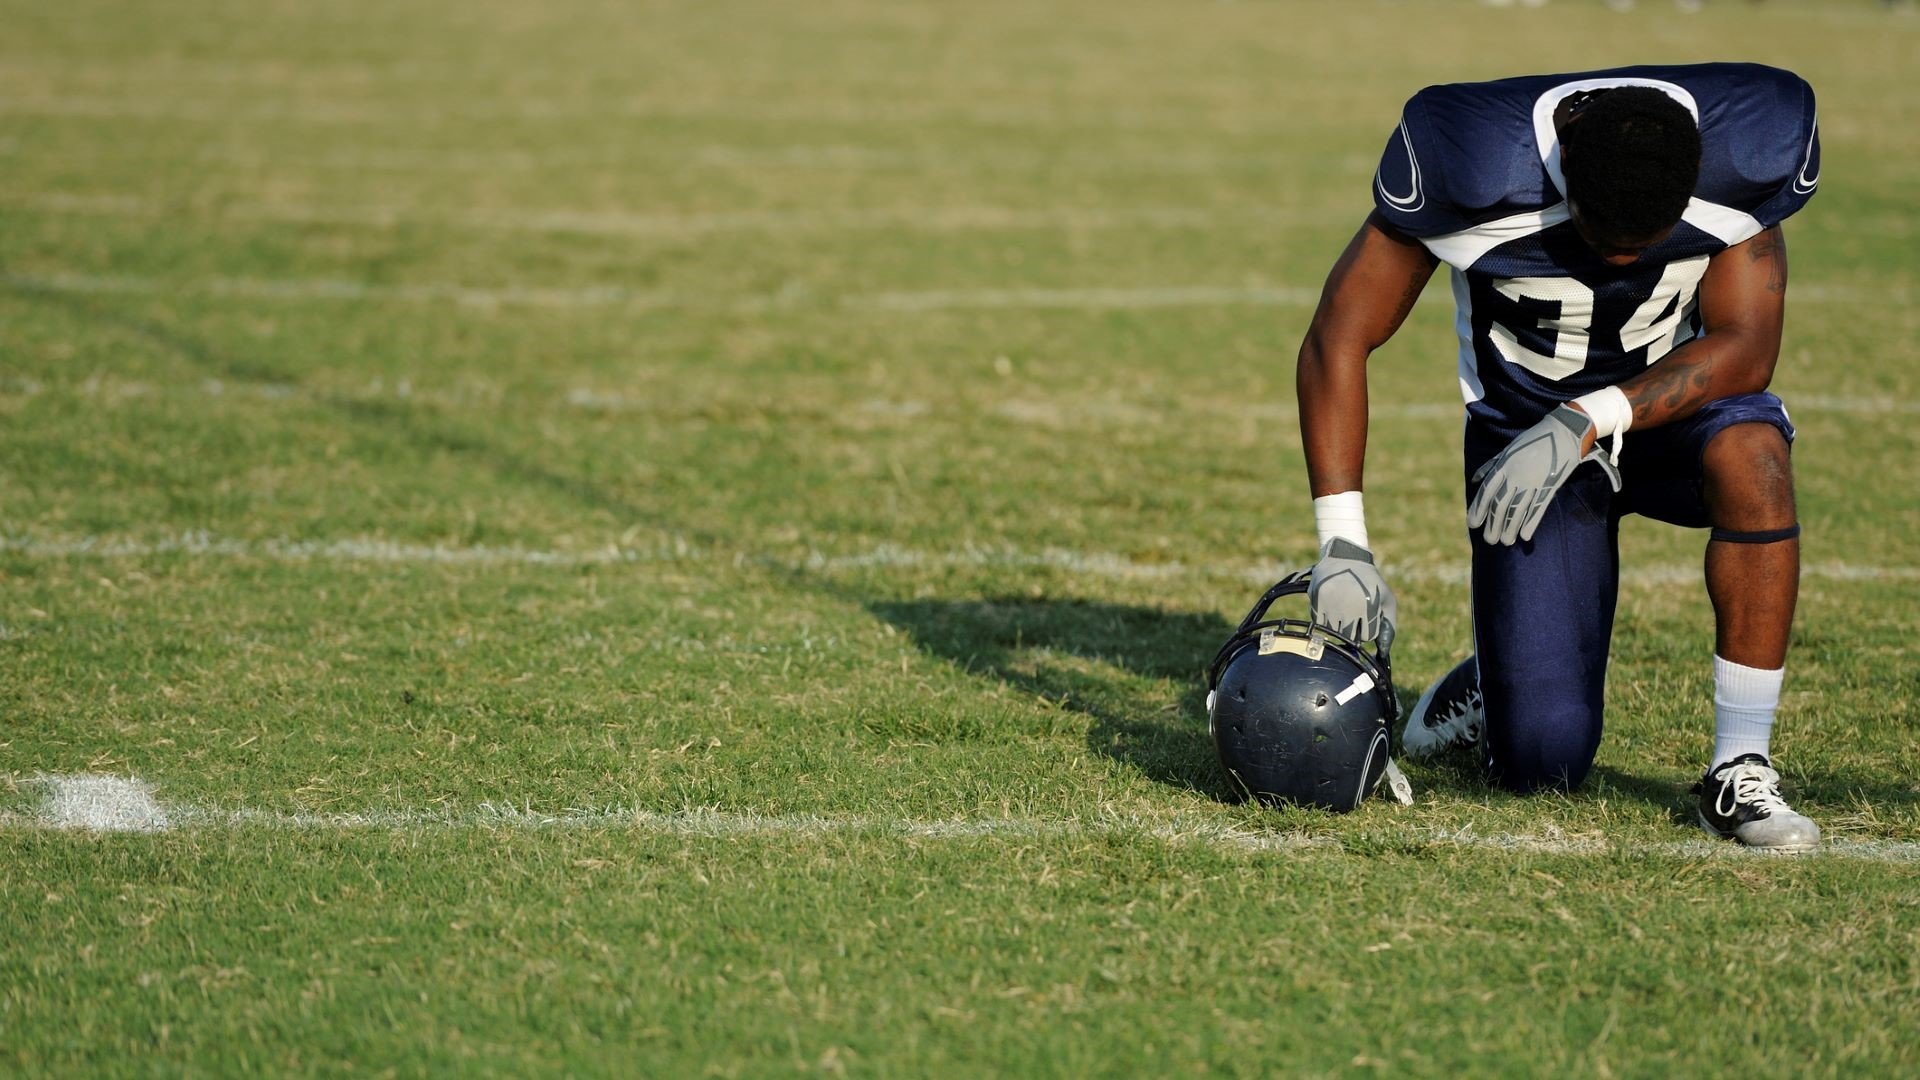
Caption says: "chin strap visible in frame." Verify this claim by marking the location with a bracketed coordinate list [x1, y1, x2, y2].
[1382, 759, 1414, 806]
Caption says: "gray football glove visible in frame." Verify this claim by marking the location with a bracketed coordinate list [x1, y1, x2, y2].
[1467, 404, 1622, 546]
[1309, 537, 1397, 650]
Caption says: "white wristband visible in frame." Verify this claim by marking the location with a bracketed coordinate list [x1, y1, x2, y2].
[1571, 385, 1633, 439]
[1313, 491, 1369, 550]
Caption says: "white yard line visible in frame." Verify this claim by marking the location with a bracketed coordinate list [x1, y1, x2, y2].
[5, 270, 1909, 316]
[0, 132, 1374, 180]
[2, 531, 1917, 587]
[1, 271, 688, 311]
[191, 142, 1349, 178]
[33, 774, 171, 832]
[799, 547, 1920, 587]
[5, 271, 1341, 313]
[6, 193, 1915, 273]
[0, 532, 700, 567]
[1, 191, 1336, 236]
[7, 373, 1911, 425]
[0, 92, 1331, 132]
[12, 774, 1916, 863]
[853, 285, 1324, 311]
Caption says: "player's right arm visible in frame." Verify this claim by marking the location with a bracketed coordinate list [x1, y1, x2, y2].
[1295, 212, 1439, 648]
[1297, 212, 1440, 498]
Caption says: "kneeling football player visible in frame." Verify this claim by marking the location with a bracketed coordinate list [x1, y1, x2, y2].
[1294, 64, 1821, 852]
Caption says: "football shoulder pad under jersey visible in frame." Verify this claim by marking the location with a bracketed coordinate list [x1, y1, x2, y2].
[1372, 63, 1819, 241]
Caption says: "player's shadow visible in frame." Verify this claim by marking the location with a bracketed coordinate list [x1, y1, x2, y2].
[1589, 764, 1920, 829]
[1587, 764, 1695, 819]
[1395, 745, 1694, 814]
[1406, 758, 1920, 828]
[867, 597, 1236, 800]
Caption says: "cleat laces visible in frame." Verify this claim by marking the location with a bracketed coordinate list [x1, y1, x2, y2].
[1716, 761, 1792, 819]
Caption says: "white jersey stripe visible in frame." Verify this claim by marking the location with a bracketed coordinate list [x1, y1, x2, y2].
[1376, 121, 1426, 212]
[1420, 202, 1570, 269]
[1450, 267, 1485, 404]
[1681, 197, 1768, 247]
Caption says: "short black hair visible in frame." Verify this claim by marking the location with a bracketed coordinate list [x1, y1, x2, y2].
[1560, 87, 1702, 241]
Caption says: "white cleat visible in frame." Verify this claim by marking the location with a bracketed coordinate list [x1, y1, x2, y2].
[1402, 655, 1484, 760]
[1694, 754, 1821, 854]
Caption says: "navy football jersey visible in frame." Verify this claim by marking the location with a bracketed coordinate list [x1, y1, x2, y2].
[1371, 64, 1819, 437]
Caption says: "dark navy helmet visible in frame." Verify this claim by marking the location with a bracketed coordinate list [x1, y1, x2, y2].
[1207, 571, 1407, 812]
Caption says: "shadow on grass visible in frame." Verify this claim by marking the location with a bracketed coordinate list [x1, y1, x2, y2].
[1401, 758, 1917, 828]
[1396, 755, 1695, 818]
[4, 283, 688, 537]
[1582, 763, 1919, 823]
[1785, 769, 1920, 817]
[1588, 765, 1693, 822]
[868, 597, 1236, 800]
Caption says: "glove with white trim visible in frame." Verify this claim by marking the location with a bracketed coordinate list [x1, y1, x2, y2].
[1467, 404, 1622, 546]
[1309, 537, 1397, 650]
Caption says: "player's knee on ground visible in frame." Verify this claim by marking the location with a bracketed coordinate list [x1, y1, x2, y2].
[1482, 682, 1604, 794]
[1702, 423, 1796, 532]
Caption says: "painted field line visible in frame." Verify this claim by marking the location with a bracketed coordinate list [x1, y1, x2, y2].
[4, 532, 1918, 587]
[0, 531, 700, 567]
[1788, 394, 1920, 415]
[799, 547, 1920, 588]
[6, 374, 1915, 424]
[8, 374, 1915, 426]
[13, 775, 1917, 863]
[2, 373, 1464, 420]
[1, 271, 685, 312]
[852, 285, 1324, 311]
[0, 92, 1343, 132]
[9, 190, 1915, 261]
[0, 129, 1380, 180]
[6, 270, 1909, 316]
[111, 141, 1354, 178]
[4, 142, 918, 174]
[3, 271, 1336, 314]
[4, 191, 1340, 236]
[32, 774, 172, 832]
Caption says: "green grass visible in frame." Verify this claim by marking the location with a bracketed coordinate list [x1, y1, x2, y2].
[4, 0, 1920, 1075]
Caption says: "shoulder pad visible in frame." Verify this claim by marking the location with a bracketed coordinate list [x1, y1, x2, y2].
[1372, 85, 1556, 238]
[1697, 65, 1819, 227]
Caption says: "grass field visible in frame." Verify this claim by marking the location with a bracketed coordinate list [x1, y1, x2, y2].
[4, 0, 1919, 1074]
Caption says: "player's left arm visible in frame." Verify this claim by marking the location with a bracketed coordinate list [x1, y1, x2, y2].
[1583, 226, 1788, 447]
[1470, 228, 1789, 544]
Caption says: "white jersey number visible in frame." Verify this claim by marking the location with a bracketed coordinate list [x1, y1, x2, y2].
[1487, 256, 1708, 382]
[1488, 277, 1593, 380]
[1618, 257, 1709, 358]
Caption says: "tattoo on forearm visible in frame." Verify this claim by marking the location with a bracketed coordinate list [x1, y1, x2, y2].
[1748, 225, 1786, 295]
[1623, 227, 1785, 424]
[1626, 348, 1720, 419]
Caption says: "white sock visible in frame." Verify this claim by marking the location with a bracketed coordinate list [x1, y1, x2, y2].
[1712, 655, 1784, 767]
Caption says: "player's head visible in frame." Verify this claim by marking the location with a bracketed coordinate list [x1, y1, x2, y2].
[1560, 87, 1702, 264]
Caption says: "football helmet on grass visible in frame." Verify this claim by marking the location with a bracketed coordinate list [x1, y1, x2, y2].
[1207, 571, 1412, 812]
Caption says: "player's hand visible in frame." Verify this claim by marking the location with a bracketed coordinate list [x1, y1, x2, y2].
[1309, 537, 1397, 650]
[1467, 404, 1622, 546]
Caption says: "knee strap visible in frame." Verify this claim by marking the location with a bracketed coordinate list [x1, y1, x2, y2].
[1710, 523, 1800, 544]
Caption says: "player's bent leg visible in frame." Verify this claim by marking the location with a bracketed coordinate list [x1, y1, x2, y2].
[1692, 421, 1818, 851]
[1469, 467, 1620, 794]
[1701, 422, 1799, 670]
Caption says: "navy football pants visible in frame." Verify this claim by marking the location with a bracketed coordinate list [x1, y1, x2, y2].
[1462, 392, 1795, 793]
